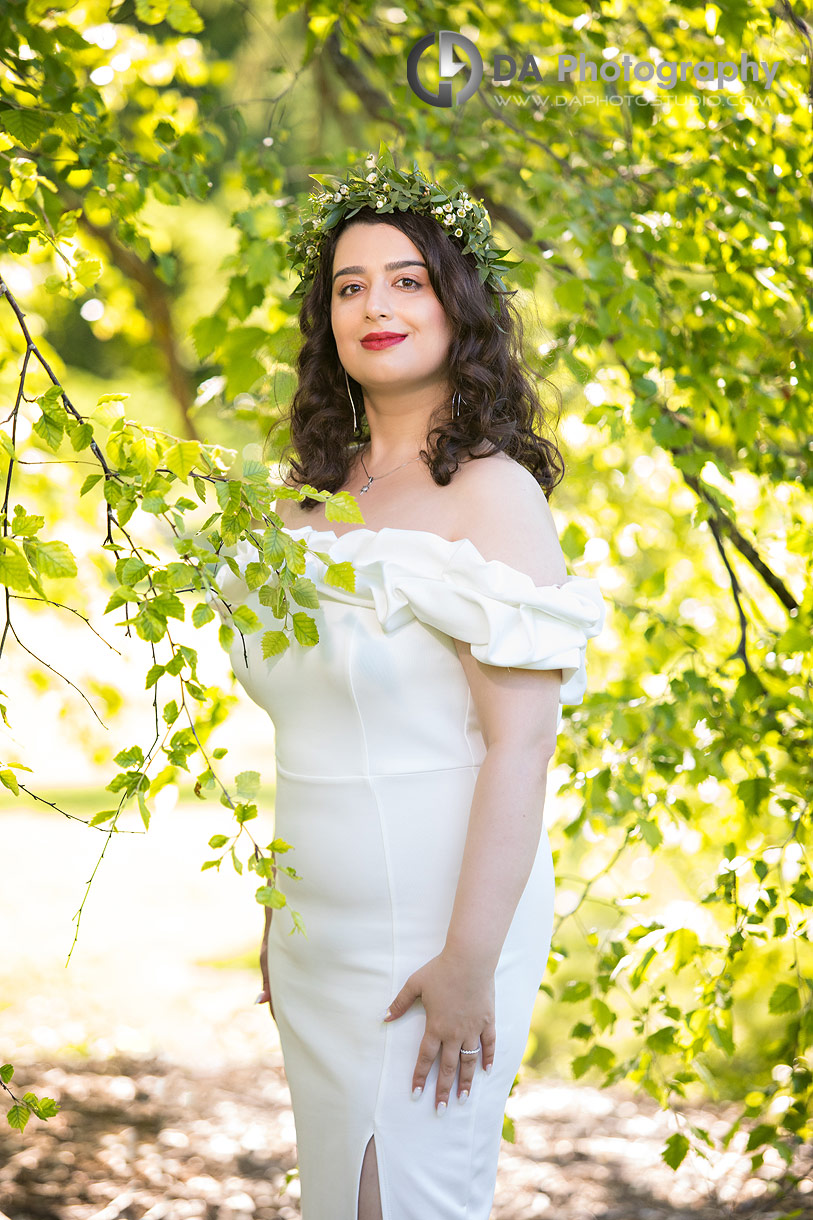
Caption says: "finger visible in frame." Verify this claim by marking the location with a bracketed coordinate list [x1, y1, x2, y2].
[480, 1024, 497, 1074]
[457, 1048, 479, 1101]
[254, 990, 268, 1005]
[411, 1033, 440, 1099]
[434, 1046, 462, 1112]
[385, 977, 419, 1022]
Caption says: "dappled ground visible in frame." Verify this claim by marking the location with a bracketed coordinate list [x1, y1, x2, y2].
[2, 1054, 811, 1220]
[2, 802, 811, 1219]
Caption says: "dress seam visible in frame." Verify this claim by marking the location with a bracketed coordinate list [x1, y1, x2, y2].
[347, 614, 394, 1219]
[275, 761, 481, 781]
[462, 683, 476, 768]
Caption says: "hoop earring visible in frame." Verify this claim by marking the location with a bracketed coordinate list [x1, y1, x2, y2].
[344, 368, 359, 432]
[452, 390, 465, 419]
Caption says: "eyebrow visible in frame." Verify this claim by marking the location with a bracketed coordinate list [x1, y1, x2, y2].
[332, 259, 427, 284]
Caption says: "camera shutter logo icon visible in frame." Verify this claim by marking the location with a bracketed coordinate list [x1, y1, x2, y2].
[407, 31, 483, 108]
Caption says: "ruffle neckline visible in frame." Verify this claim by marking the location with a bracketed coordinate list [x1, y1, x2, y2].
[210, 522, 606, 708]
[281, 523, 579, 591]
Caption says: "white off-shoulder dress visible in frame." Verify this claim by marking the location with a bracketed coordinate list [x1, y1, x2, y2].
[207, 523, 606, 1220]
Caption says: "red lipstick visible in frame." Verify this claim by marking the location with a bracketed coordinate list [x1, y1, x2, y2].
[360, 333, 407, 350]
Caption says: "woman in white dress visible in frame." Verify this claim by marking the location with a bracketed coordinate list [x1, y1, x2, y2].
[208, 150, 606, 1220]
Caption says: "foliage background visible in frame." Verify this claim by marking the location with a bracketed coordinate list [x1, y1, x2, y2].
[1, 0, 811, 1188]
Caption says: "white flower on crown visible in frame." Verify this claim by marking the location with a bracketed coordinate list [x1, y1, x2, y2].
[376, 198, 385, 208]
[340, 184, 349, 195]
[366, 172, 378, 183]
[306, 245, 316, 255]
[454, 228, 463, 237]
[333, 192, 342, 202]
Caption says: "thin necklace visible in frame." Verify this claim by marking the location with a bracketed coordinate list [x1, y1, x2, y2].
[358, 442, 421, 495]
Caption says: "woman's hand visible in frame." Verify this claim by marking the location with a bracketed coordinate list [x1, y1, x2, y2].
[257, 931, 276, 1022]
[383, 950, 496, 1111]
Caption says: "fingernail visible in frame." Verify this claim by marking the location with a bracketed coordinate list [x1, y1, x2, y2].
[254, 994, 265, 1004]
[436, 1101, 447, 1114]
[459, 1090, 469, 1104]
[382, 1008, 392, 1021]
[485, 1063, 492, 1075]
[412, 1086, 423, 1100]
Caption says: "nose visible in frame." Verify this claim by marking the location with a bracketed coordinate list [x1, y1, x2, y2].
[364, 277, 393, 319]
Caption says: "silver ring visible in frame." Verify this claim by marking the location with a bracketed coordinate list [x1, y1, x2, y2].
[459, 1047, 480, 1056]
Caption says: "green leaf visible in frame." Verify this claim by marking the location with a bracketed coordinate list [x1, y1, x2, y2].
[323, 559, 356, 592]
[33, 540, 77, 579]
[669, 928, 699, 972]
[137, 791, 151, 831]
[662, 1132, 689, 1170]
[291, 611, 319, 647]
[746, 1123, 776, 1153]
[0, 769, 20, 795]
[646, 1025, 678, 1054]
[256, 885, 287, 908]
[235, 770, 261, 796]
[561, 979, 591, 1003]
[164, 441, 201, 480]
[135, 0, 169, 22]
[768, 983, 800, 1014]
[32, 1096, 58, 1118]
[232, 605, 263, 634]
[89, 809, 117, 827]
[638, 818, 663, 849]
[571, 1044, 615, 1078]
[629, 947, 657, 990]
[7, 1104, 29, 1131]
[191, 314, 227, 360]
[166, 0, 204, 32]
[288, 576, 320, 609]
[75, 257, 102, 288]
[0, 107, 49, 147]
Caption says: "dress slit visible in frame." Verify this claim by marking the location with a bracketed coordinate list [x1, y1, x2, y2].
[356, 1130, 386, 1219]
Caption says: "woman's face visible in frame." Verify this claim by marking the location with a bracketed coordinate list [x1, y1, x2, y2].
[330, 222, 453, 397]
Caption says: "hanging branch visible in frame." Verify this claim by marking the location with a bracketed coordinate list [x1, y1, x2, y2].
[0, 275, 312, 963]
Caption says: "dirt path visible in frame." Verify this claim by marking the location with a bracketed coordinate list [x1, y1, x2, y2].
[2, 1055, 812, 1220]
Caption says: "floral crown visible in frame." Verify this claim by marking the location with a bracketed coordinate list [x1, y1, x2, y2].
[285, 143, 522, 319]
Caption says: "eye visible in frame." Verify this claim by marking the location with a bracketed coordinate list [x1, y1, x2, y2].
[337, 276, 422, 297]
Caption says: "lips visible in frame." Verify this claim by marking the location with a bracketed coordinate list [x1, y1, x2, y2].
[360, 334, 407, 350]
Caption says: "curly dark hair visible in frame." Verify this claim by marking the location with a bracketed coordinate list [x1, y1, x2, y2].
[271, 205, 565, 508]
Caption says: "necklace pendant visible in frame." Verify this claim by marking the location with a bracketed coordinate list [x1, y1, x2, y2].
[360, 477, 373, 494]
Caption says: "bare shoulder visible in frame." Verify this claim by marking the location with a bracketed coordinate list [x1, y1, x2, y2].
[452, 451, 566, 586]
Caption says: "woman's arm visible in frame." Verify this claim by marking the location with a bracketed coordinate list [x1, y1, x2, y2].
[443, 457, 567, 968]
[442, 732, 556, 975]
